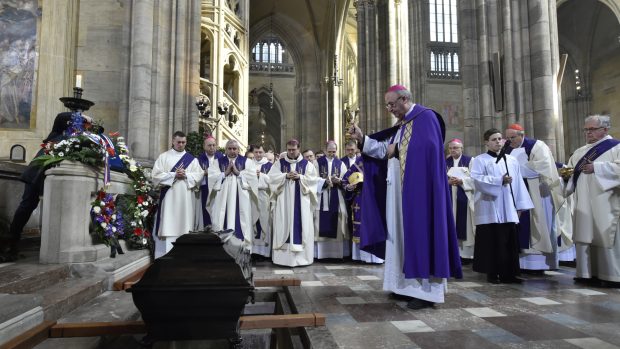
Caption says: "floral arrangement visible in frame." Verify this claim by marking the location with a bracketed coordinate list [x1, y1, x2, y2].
[30, 112, 155, 254]
[90, 189, 125, 246]
[111, 134, 154, 249]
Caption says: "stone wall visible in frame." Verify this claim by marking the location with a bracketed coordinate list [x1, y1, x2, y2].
[426, 81, 465, 150]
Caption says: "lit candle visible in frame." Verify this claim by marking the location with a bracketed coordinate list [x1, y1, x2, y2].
[75, 74, 82, 88]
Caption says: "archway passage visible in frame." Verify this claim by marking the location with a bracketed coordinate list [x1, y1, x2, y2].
[558, 0, 620, 155]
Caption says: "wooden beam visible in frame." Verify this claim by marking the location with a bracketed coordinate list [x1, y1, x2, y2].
[49, 321, 146, 338]
[239, 314, 325, 330]
[113, 263, 151, 291]
[47, 314, 326, 338]
[0, 321, 56, 349]
[254, 278, 301, 287]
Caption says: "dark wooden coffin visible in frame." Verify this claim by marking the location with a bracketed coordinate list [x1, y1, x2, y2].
[127, 231, 253, 342]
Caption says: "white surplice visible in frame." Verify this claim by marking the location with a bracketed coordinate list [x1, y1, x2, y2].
[253, 158, 272, 257]
[207, 157, 259, 251]
[363, 130, 447, 304]
[268, 155, 319, 267]
[151, 149, 204, 258]
[514, 140, 566, 270]
[314, 157, 350, 259]
[447, 156, 476, 259]
[565, 136, 620, 281]
[470, 153, 534, 225]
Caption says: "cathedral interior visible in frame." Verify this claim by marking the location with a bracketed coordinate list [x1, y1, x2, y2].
[0, 0, 618, 162]
[1, 1, 620, 348]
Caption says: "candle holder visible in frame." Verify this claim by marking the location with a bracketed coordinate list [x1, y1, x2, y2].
[59, 87, 95, 112]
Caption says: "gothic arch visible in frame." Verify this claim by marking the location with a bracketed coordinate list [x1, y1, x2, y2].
[558, 0, 620, 23]
[250, 13, 320, 86]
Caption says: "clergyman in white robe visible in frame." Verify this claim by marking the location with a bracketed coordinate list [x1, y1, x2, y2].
[252, 156, 273, 257]
[564, 131, 620, 282]
[207, 154, 259, 251]
[506, 126, 566, 271]
[268, 153, 318, 267]
[314, 152, 350, 259]
[152, 147, 203, 258]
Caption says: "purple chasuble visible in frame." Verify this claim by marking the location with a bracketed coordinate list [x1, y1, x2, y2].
[279, 158, 308, 245]
[317, 156, 343, 238]
[362, 105, 462, 279]
[218, 156, 248, 240]
[154, 152, 196, 237]
[446, 155, 472, 240]
[197, 151, 223, 227]
[342, 161, 363, 241]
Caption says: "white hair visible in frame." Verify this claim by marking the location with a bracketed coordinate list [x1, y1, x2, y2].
[585, 114, 611, 128]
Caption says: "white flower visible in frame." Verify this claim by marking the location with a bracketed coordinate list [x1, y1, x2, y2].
[100, 222, 107, 229]
[112, 226, 117, 232]
[141, 210, 149, 217]
[111, 214, 116, 220]
[100, 202, 105, 206]
[142, 238, 148, 245]
[93, 206, 101, 214]
[58, 152, 65, 157]
[131, 222, 137, 227]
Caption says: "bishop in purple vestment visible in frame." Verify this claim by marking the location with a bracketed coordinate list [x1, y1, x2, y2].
[349, 85, 462, 310]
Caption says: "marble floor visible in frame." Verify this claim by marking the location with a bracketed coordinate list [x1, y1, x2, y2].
[253, 260, 620, 349]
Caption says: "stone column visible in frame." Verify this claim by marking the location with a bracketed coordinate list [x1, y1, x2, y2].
[356, 0, 385, 134]
[127, 0, 154, 161]
[528, 0, 559, 155]
[460, 0, 481, 156]
[408, 0, 427, 104]
[36, 0, 79, 140]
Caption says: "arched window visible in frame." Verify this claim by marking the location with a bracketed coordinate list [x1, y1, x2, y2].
[429, 0, 460, 79]
[252, 38, 285, 64]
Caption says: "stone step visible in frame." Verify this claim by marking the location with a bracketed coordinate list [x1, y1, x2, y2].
[0, 257, 70, 294]
[38, 276, 106, 321]
[0, 293, 44, 346]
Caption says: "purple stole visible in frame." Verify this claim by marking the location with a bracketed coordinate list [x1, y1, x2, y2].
[317, 156, 343, 238]
[572, 139, 620, 187]
[254, 161, 273, 240]
[154, 152, 196, 237]
[218, 156, 248, 240]
[361, 105, 462, 279]
[446, 155, 472, 241]
[279, 158, 308, 245]
[197, 151, 223, 227]
[341, 156, 361, 170]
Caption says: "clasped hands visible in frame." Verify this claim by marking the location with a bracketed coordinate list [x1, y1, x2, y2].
[286, 171, 300, 180]
[224, 162, 240, 176]
[448, 177, 463, 186]
[175, 165, 186, 180]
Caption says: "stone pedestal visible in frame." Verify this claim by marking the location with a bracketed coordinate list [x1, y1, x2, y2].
[39, 161, 135, 264]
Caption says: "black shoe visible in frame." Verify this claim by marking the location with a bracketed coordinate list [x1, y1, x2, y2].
[600, 280, 620, 288]
[487, 275, 500, 284]
[520, 269, 544, 276]
[460, 258, 473, 265]
[500, 277, 523, 284]
[406, 298, 434, 310]
[389, 293, 412, 301]
[574, 277, 601, 286]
